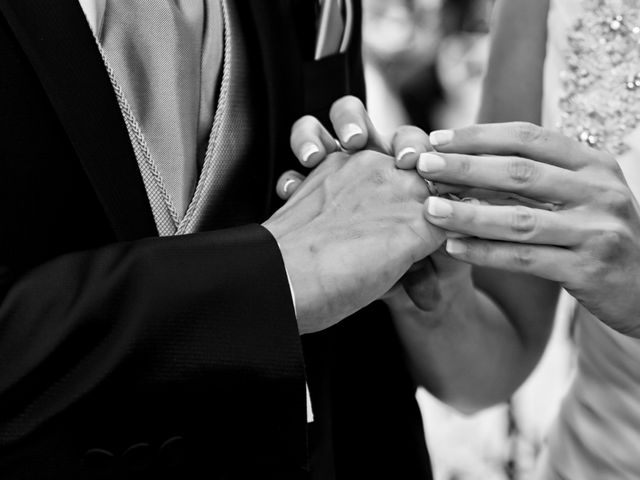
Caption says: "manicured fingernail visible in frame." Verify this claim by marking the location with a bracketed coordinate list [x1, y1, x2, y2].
[283, 178, 298, 194]
[430, 130, 454, 147]
[446, 239, 467, 255]
[340, 123, 363, 144]
[396, 147, 416, 163]
[418, 152, 446, 173]
[426, 197, 453, 218]
[300, 142, 320, 164]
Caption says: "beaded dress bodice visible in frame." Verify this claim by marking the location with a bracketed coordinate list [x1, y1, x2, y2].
[544, 0, 640, 197]
[559, 0, 640, 155]
[539, 2, 640, 478]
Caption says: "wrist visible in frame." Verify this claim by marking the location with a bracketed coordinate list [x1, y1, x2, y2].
[262, 220, 333, 335]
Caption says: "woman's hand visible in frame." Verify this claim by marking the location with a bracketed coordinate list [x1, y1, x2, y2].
[421, 122, 640, 337]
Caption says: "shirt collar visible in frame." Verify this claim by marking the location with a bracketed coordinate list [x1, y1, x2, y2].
[78, 0, 107, 36]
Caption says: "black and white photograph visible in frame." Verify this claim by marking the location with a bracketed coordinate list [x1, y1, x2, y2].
[1, 0, 639, 479]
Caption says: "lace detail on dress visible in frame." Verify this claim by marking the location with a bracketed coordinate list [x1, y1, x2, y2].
[560, 0, 640, 155]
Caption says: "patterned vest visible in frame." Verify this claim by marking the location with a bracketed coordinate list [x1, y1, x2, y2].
[96, 0, 255, 237]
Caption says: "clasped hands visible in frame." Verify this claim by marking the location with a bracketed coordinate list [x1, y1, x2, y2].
[264, 96, 640, 338]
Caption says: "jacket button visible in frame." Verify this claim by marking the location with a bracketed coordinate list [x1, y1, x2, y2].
[159, 436, 186, 468]
[82, 448, 115, 471]
[121, 442, 153, 471]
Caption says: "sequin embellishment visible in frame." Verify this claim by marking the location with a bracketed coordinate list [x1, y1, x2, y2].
[560, 0, 640, 155]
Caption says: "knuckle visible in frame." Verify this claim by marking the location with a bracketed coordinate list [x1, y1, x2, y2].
[512, 246, 536, 268]
[394, 125, 415, 137]
[330, 95, 364, 118]
[291, 115, 318, 134]
[513, 122, 543, 145]
[511, 206, 537, 237]
[574, 256, 602, 288]
[393, 125, 416, 149]
[589, 178, 611, 197]
[461, 124, 482, 140]
[507, 158, 538, 186]
[600, 183, 634, 216]
[588, 222, 631, 261]
[402, 171, 430, 199]
[462, 202, 478, 226]
[598, 151, 619, 169]
[457, 155, 472, 175]
[466, 240, 488, 261]
[395, 124, 426, 141]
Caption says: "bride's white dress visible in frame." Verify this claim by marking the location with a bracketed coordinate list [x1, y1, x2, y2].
[540, 0, 640, 478]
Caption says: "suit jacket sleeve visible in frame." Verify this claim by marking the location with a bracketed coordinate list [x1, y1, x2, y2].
[0, 225, 307, 473]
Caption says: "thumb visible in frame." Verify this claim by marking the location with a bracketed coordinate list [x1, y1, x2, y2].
[402, 259, 442, 312]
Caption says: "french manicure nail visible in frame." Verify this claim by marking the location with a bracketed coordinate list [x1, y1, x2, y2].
[283, 178, 298, 194]
[418, 152, 446, 173]
[427, 197, 453, 218]
[300, 143, 320, 163]
[430, 130, 454, 147]
[340, 123, 363, 144]
[396, 147, 417, 163]
[446, 239, 467, 255]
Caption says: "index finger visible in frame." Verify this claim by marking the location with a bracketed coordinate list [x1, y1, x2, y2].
[329, 96, 391, 153]
[429, 122, 595, 171]
[291, 115, 341, 168]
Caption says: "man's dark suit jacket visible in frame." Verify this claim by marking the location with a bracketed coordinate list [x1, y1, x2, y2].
[0, 1, 433, 478]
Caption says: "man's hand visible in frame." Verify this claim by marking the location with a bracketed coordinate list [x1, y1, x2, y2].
[263, 149, 445, 335]
[421, 122, 640, 337]
[279, 96, 467, 313]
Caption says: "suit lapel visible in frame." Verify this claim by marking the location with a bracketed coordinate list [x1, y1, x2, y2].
[241, 6, 310, 468]
[0, 0, 156, 241]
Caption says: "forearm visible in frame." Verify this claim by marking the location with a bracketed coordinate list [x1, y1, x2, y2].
[391, 276, 547, 414]
[478, 0, 550, 124]
[0, 226, 305, 448]
[400, 0, 555, 413]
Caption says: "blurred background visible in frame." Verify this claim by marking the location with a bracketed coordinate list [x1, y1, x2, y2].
[360, 1, 577, 479]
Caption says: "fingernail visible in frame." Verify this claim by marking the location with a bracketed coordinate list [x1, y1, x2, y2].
[418, 152, 446, 173]
[300, 142, 320, 164]
[396, 147, 417, 163]
[430, 130, 454, 147]
[446, 239, 467, 255]
[283, 178, 298, 194]
[426, 197, 453, 218]
[340, 123, 363, 144]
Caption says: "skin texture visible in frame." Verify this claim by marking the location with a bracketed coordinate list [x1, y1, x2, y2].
[478, 0, 550, 125]
[470, 0, 559, 362]
[280, 95, 554, 413]
[281, 0, 640, 411]
[263, 149, 445, 334]
[423, 0, 640, 338]
[423, 122, 640, 338]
